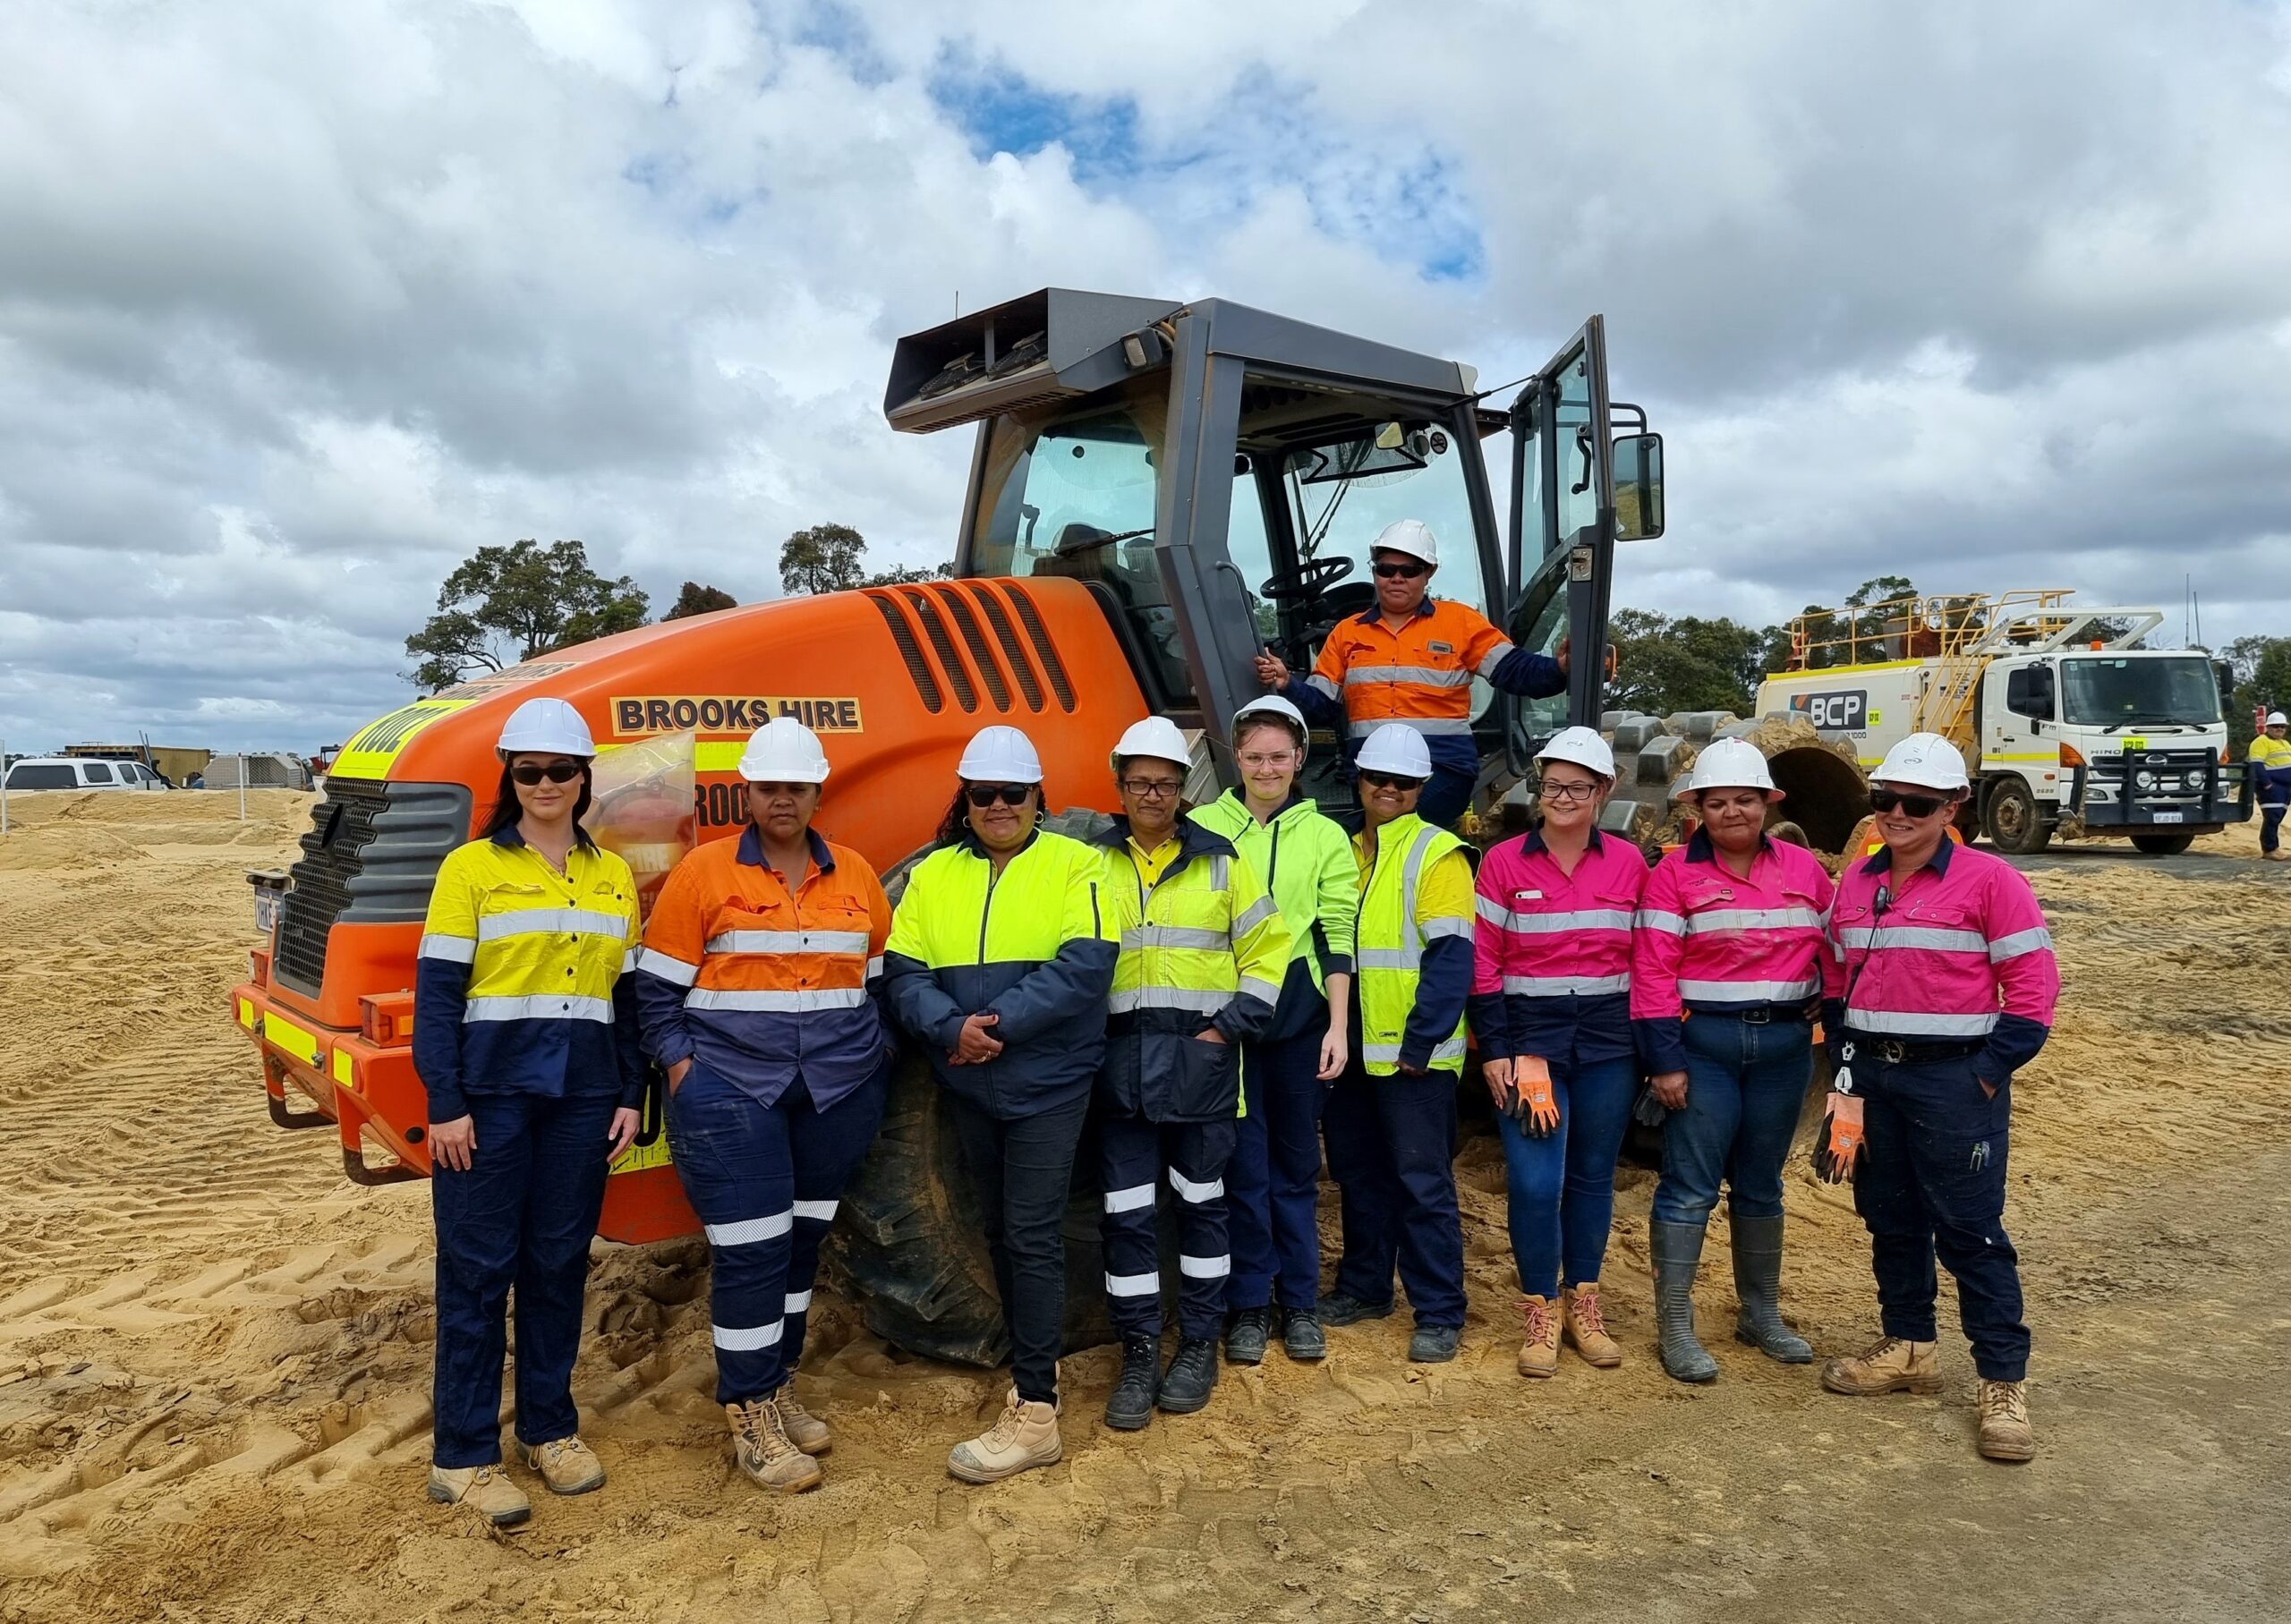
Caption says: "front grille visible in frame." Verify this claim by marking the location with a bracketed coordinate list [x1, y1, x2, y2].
[272, 778, 472, 997]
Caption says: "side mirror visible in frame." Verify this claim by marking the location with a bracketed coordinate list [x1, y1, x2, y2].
[2214, 659, 2236, 711]
[1614, 432, 1664, 541]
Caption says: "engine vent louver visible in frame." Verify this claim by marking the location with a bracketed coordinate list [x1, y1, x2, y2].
[936, 588, 1013, 710]
[864, 591, 943, 713]
[996, 584, 1078, 712]
[898, 589, 980, 712]
[864, 581, 1080, 719]
[962, 583, 1045, 711]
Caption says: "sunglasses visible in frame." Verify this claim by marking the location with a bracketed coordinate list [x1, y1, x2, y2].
[964, 783, 1035, 808]
[1358, 769, 1425, 791]
[509, 760, 583, 786]
[1869, 787, 1949, 818]
[1372, 560, 1429, 580]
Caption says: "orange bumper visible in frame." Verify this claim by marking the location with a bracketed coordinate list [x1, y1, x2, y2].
[229, 980, 699, 1244]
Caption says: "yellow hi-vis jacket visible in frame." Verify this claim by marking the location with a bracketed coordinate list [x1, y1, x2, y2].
[1093, 817, 1292, 1121]
[1354, 812, 1474, 1076]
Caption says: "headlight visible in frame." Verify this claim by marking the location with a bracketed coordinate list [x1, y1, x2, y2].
[2135, 770, 2158, 790]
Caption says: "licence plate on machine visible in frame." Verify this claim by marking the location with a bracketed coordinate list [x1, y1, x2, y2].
[2151, 812, 2184, 823]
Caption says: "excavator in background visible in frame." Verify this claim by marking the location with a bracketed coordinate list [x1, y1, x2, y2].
[228, 288, 1664, 1364]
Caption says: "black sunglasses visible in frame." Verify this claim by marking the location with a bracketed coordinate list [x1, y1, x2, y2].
[509, 760, 583, 786]
[1358, 769, 1425, 791]
[964, 783, 1035, 808]
[1372, 560, 1429, 580]
[1869, 786, 1948, 819]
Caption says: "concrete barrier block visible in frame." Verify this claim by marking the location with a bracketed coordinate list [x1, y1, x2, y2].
[1600, 710, 1627, 732]
[1637, 733, 1691, 787]
[1716, 719, 1765, 742]
[1665, 710, 1739, 744]
[1613, 714, 1666, 752]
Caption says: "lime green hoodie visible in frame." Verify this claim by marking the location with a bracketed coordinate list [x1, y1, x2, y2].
[1188, 790, 1358, 999]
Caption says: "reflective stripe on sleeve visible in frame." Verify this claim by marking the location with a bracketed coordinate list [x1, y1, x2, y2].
[1306, 674, 1341, 701]
[478, 906, 630, 942]
[463, 993, 613, 1023]
[866, 955, 885, 982]
[1679, 977, 1821, 1002]
[419, 932, 478, 964]
[685, 987, 870, 1013]
[1239, 975, 1282, 1005]
[706, 1212, 793, 1246]
[1421, 915, 1472, 942]
[1844, 1008, 2001, 1037]
[1103, 1183, 1155, 1214]
[1989, 927, 2055, 962]
[1500, 973, 1631, 996]
[1231, 894, 1280, 937]
[620, 948, 638, 974]
[1475, 642, 1517, 678]
[637, 948, 700, 987]
[706, 929, 873, 956]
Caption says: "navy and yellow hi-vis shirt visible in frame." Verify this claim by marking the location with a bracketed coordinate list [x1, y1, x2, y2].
[412, 828, 646, 1122]
[881, 828, 1118, 1118]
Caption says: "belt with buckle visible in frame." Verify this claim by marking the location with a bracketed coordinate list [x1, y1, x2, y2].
[1689, 1003, 1815, 1026]
[1863, 1036, 1985, 1065]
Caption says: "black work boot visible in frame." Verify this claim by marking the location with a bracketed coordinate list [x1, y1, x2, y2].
[1281, 1307, 1327, 1361]
[1156, 1338, 1220, 1414]
[1316, 1291, 1394, 1327]
[1224, 1306, 1273, 1365]
[1103, 1334, 1161, 1431]
[1408, 1324, 1461, 1363]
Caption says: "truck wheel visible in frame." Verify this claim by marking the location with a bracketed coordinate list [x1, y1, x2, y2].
[1981, 778, 2052, 854]
[2129, 832, 2194, 856]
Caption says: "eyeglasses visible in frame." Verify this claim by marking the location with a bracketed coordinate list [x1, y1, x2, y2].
[964, 783, 1035, 808]
[1236, 751, 1299, 769]
[1869, 787, 1949, 819]
[1372, 560, 1429, 580]
[1539, 780, 1599, 803]
[1119, 778, 1183, 799]
[509, 761, 582, 786]
[1358, 769, 1424, 791]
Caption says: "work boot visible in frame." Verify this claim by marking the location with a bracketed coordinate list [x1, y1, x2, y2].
[1224, 1305, 1273, 1366]
[773, 1381, 830, 1456]
[515, 1435, 606, 1495]
[1650, 1220, 1719, 1383]
[1281, 1307, 1327, 1361]
[428, 1463, 532, 1527]
[1157, 1338, 1220, 1413]
[1976, 1379, 2036, 1462]
[1562, 1282, 1623, 1369]
[1729, 1215, 1813, 1365]
[1316, 1291, 1394, 1327]
[1515, 1295, 1560, 1378]
[1104, 1334, 1161, 1431]
[1820, 1336, 1942, 1397]
[1408, 1324, 1461, 1363]
[726, 1399, 823, 1493]
[949, 1388, 1063, 1484]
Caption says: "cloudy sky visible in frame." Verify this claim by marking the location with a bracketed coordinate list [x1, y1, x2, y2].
[4, 0, 2288, 752]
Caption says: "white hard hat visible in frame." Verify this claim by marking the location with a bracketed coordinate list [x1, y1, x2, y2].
[1111, 715, 1191, 770]
[1369, 519, 1438, 567]
[737, 716, 830, 783]
[1871, 732, 1970, 792]
[2268, 711, 2289, 727]
[1678, 737, 1778, 798]
[497, 697, 595, 758]
[1535, 726, 1616, 780]
[958, 724, 1043, 784]
[1233, 694, 1307, 733]
[1355, 722, 1434, 779]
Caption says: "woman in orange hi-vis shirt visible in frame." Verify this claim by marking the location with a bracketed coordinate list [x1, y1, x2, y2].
[631, 718, 893, 1498]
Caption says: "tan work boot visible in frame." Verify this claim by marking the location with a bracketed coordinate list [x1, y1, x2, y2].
[1562, 1282, 1623, 1368]
[1515, 1295, 1560, 1378]
[948, 1387, 1063, 1484]
[1820, 1336, 1942, 1396]
[1977, 1380, 2035, 1461]
[428, 1463, 532, 1527]
[515, 1435, 606, 1495]
[727, 1399, 823, 1493]
[773, 1382, 831, 1457]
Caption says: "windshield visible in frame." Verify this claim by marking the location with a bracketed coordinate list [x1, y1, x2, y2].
[2059, 656, 2221, 728]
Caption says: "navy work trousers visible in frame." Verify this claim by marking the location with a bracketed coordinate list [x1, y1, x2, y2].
[948, 1090, 1089, 1405]
[1493, 1051, 1638, 1297]
[1098, 1113, 1238, 1340]
[2261, 802, 2285, 855]
[1853, 1049, 2030, 1382]
[1652, 1012, 1815, 1228]
[430, 1088, 618, 1468]
[667, 1058, 889, 1405]
[1225, 1031, 1330, 1314]
[1322, 1067, 1468, 1329]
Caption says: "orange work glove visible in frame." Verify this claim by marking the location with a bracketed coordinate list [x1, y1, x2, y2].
[1815, 1088, 1866, 1185]
[1513, 1056, 1561, 1138]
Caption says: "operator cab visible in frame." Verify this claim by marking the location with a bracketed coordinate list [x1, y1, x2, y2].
[885, 288, 1660, 817]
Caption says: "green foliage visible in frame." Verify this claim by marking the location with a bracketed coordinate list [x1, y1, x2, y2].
[861, 560, 957, 587]
[664, 581, 737, 619]
[1605, 608, 1774, 717]
[2224, 633, 2291, 753]
[779, 523, 869, 595]
[405, 539, 649, 692]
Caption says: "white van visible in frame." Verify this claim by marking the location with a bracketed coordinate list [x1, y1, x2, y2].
[2, 756, 172, 791]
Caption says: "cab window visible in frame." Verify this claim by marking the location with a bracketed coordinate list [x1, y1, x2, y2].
[82, 761, 115, 784]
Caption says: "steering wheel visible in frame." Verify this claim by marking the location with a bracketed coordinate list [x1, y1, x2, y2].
[1259, 556, 1355, 601]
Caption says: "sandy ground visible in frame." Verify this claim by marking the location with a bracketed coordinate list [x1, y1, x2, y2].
[1, 791, 2286, 1622]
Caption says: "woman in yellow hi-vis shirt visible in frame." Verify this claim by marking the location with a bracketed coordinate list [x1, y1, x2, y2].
[413, 699, 645, 1529]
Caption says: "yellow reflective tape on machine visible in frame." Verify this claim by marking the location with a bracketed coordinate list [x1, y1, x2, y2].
[694, 741, 745, 773]
[1987, 752, 2061, 762]
[236, 997, 257, 1029]
[262, 1011, 321, 1065]
[331, 699, 472, 780]
[331, 1048, 356, 1089]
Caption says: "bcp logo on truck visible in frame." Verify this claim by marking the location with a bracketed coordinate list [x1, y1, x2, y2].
[1789, 689, 1868, 733]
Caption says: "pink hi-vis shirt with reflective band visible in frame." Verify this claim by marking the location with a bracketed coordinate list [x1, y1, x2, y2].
[1471, 830, 1645, 997]
[1631, 833, 1844, 1021]
[1829, 840, 2059, 1052]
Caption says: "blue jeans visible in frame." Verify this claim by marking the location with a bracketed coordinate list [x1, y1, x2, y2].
[1854, 1049, 2028, 1382]
[1225, 1031, 1329, 1313]
[1651, 1014, 1813, 1227]
[667, 1059, 889, 1404]
[1323, 1067, 1467, 1328]
[2262, 803, 2285, 855]
[431, 1088, 618, 1468]
[1493, 1052, 1638, 1297]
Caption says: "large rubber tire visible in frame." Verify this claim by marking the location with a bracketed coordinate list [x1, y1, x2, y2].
[1981, 778, 2052, 855]
[2130, 832, 2195, 856]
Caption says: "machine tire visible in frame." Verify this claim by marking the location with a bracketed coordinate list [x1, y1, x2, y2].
[1981, 778, 2052, 855]
[2129, 832, 2195, 856]
[823, 808, 1119, 1367]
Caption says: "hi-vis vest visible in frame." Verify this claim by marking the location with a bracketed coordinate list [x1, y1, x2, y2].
[1356, 812, 1470, 1075]
[1102, 831, 1290, 1023]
